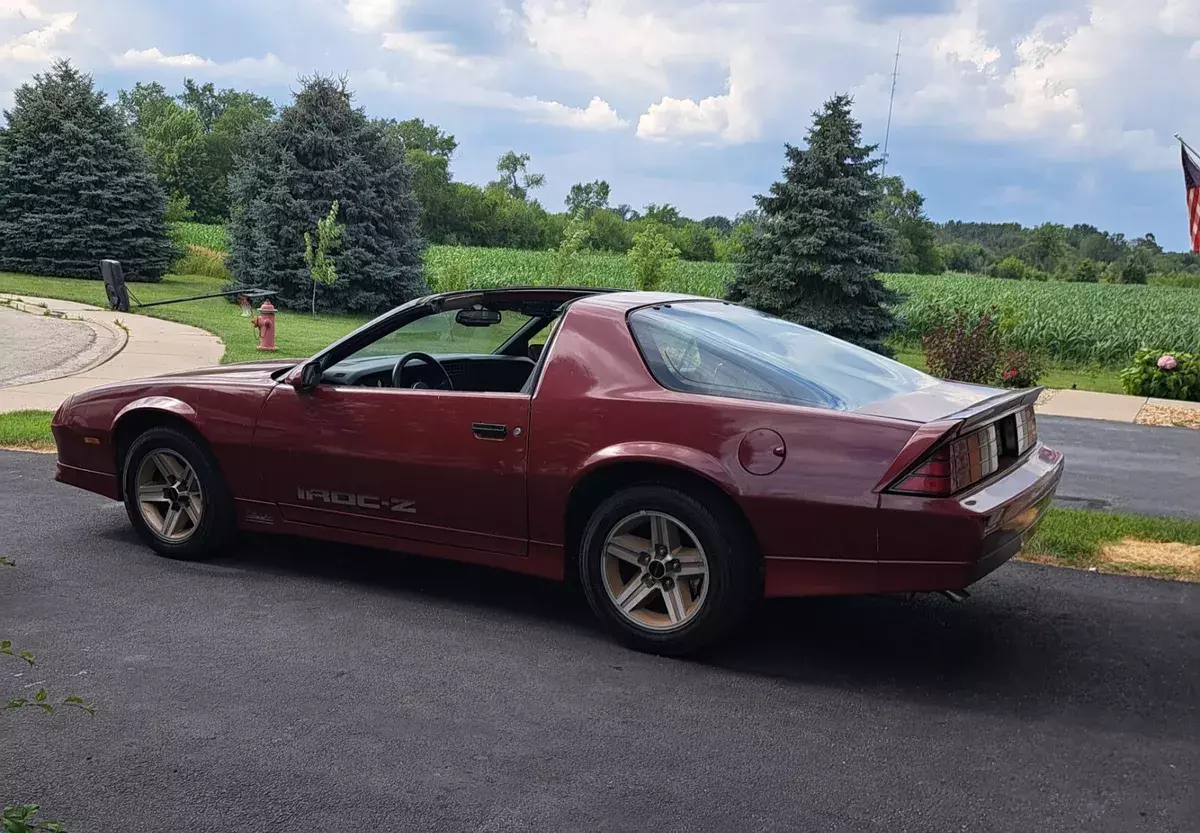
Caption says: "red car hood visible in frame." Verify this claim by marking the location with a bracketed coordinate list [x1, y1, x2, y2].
[154, 359, 299, 381]
[854, 379, 1017, 423]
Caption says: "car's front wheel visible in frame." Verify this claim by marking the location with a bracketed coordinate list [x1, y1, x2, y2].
[578, 483, 759, 655]
[121, 425, 235, 560]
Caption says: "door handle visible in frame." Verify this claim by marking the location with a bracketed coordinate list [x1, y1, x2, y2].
[472, 423, 508, 440]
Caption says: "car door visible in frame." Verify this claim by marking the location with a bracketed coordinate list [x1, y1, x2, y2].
[253, 383, 531, 557]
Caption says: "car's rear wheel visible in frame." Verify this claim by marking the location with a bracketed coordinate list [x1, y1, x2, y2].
[121, 426, 235, 560]
[578, 483, 759, 655]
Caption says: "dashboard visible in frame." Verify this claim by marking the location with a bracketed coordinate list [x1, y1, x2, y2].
[320, 354, 537, 393]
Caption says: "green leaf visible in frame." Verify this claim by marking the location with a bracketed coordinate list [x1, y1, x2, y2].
[0, 556, 15, 567]
[34, 688, 47, 702]
[18, 652, 34, 665]
[6, 697, 27, 709]
[35, 703, 54, 714]
[62, 696, 83, 705]
[1, 640, 11, 652]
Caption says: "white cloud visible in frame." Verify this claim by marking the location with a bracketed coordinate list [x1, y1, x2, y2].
[515, 0, 1199, 174]
[0, 0, 52, 20]
[346, 0, 406, 30]
[521, 95, 625, 130]
[116, 47, 291, 79]
[638, 94, 734, 142]
[381, 29, 493, 75]
[119, 46, 209, 68]
[0, 10, 74, 62]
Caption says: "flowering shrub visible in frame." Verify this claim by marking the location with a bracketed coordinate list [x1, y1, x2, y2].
[922, 308, 1001, 384]
[1120, 349, 1200, 401]
[998, 349, 1045, 388]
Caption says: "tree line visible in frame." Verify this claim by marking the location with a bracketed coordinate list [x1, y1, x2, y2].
[0, 61, 1193, 353]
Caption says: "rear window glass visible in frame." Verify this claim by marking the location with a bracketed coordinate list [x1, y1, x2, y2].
[628, 301, 936, 411]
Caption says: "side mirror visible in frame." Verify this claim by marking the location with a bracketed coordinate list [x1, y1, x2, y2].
[294, 361, 322, 392]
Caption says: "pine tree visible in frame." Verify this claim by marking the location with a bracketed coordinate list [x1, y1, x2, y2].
[227, 76, 425, 314]
[727, 94, 898, 354]
[0, 61, 173, 281]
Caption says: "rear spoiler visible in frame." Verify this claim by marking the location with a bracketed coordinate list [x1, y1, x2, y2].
[872, 387, 1043, 494]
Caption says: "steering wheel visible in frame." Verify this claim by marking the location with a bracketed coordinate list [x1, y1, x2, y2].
[392, 352, 454, 390]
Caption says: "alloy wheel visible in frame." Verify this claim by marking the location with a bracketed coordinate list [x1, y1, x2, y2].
[601, 511, 710, 632]
[135, 449, 204, 543]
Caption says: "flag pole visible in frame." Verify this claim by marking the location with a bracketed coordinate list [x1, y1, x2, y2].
[1176, 133, 1200, 159]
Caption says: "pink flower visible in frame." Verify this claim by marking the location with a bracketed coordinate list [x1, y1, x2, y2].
[1003, 368, 1018, 380]
[1158, 354, 1179, 371]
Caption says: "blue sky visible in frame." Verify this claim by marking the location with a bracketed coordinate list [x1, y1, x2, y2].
[3, 0, 1200, 250]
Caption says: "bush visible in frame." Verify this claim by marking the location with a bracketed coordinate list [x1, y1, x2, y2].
[171, 245, 230, 280]
[1149, 272, 1200, 289]
[1024, 266, 1052, 282]
[1110, 256, 1149, 285]
[998, 348, 1045, 388]
[628, 225, 680, 291]
[1069, 259, 1102, 283]
[164, 194, 196, 223]
[937, 241, 992, 274]
[1120, 350, 1200, 401]
[990, 256, 1028, 281]
[921, 308, 1000, 385]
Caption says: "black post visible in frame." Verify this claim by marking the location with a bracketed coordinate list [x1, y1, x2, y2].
[100, 260, 130, 312]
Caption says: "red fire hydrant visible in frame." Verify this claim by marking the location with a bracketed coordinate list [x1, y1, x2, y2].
[251, 300, 278, 352]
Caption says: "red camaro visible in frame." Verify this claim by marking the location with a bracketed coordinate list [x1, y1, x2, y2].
[52, 288, 1063, 654]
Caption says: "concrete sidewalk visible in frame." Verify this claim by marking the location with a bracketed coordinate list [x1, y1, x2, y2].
[1035, 388, 1200, 424]
[0, 294, 223, 413]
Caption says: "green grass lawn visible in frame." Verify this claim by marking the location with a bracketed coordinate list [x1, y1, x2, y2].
[1023, 507, 1200, 581]
[0, 272, 370, 364]
[0, 410, 54, 450]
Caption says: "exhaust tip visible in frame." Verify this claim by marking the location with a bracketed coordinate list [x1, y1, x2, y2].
[940, 589, 971, 603]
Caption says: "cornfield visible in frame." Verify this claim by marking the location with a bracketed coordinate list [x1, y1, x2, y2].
[886, 273, 1200, 366]
[168, 225, 1200, 366]
[423, 246, 732, 297]
[168, 222, 230, 253]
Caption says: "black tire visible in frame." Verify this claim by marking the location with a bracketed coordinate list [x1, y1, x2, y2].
[577, 482, 759, 656]
[121, 425, 236, 560]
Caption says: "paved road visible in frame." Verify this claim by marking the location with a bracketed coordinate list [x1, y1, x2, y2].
[1, 450, 1196, 832]
[1039, 416, 1200, 518]
[0, 306, 95, 387]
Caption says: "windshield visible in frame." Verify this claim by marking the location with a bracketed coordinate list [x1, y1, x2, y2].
[352, 309, 534, 359]
[628, 301, 936, 411]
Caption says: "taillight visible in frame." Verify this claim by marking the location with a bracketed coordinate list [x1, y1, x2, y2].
[891, 423, 1000, 497]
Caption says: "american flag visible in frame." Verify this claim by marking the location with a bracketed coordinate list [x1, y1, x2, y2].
[1183, 144, 1200, 253]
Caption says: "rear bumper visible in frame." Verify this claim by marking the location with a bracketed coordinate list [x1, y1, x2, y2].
[962, 443, 1063, 582]
[869, 443, 1063, 594]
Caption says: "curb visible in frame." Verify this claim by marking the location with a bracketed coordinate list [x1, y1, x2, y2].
[0, 296, 130, 388]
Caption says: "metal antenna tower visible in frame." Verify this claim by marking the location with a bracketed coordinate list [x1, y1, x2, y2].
[881, 32, 901, 177]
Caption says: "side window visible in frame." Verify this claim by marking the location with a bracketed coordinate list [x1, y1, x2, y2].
[634, 315, 793, 402]
[628, 301, 935, 411]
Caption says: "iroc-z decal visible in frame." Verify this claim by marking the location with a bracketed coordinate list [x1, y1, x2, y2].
[297, 488, 416, 514]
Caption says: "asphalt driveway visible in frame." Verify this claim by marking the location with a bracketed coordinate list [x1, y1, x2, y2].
[1, 450, 1196, 832]
[1038, 416, 1200, 518]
